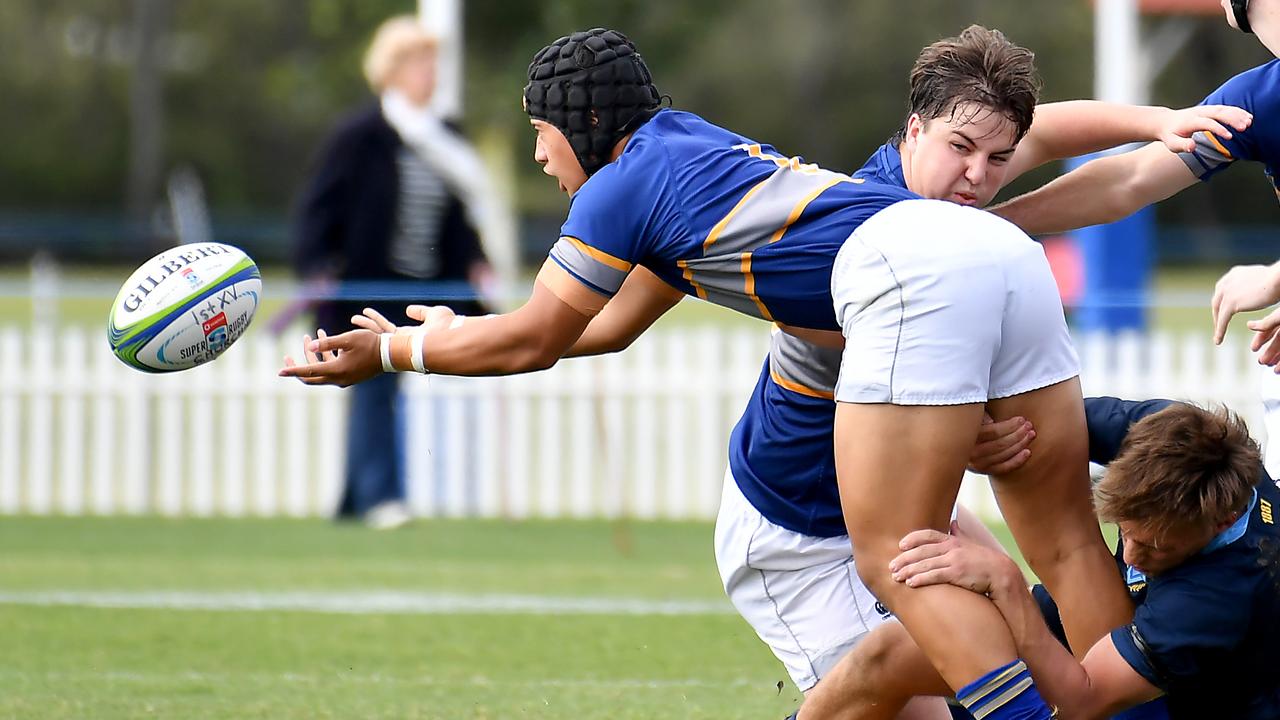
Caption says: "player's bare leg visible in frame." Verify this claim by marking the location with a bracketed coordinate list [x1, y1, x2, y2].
[800, 621, 951, 720]
[985, 377, 1132, 656]
[835, 401, 1019, 700]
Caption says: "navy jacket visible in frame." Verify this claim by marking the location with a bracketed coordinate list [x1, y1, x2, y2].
[292, 103, 488, 333]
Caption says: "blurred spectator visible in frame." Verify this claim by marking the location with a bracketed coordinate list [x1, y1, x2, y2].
[292, 15, 492, 529]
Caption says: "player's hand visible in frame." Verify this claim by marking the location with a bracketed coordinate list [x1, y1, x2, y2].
[350, 305, 457, 336]
[1212, 263, 1280, 344]
[889, 528, 1013, 596]
[968, 413, 1035, 475]
[1247, 307, 1280, 369]
[279, 328, 382, 387]
[1157, 104, 1252, 154]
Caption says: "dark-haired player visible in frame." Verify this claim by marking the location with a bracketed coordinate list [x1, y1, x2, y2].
[995, 0, 1280, 475]
[281, 29, 1226, 719]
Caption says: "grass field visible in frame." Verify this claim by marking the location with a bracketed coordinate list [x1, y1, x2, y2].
[0, 517, 800, 719]
[0, 515, 1033, 719]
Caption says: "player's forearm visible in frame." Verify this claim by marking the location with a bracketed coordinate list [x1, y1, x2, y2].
[384, 314, 560, 376]
[566, 321, 632, 358]
[993, 154, 1141, 235]
[988, 570, 1101, 718]
[384, 308, 576, 376]
[565, 268, 682, 358]
[1025, 101, 1170, 167]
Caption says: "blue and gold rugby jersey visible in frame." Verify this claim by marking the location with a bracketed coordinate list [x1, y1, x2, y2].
[726, 141, 908, 537]
[547, 110, 918, 332]
[1037, 397, 1280, 720]
[1180, 60, 1280, 200]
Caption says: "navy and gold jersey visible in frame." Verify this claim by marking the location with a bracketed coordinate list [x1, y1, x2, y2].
[854, 141, 907, 187]
[727, 141, 907, 537]
[548, 110, 919, 331]
[1179, 60, 1280, 200]
[1087, 397, 1280, 720]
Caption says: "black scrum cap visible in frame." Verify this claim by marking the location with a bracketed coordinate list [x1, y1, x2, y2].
[524, 28, 661, 175]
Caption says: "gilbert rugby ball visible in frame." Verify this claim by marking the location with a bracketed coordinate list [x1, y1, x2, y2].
[108, 242, 261, 373]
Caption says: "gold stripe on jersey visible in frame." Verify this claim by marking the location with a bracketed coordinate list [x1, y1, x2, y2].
[678, 148, 861, 320]
[677, 259, 708, 301]
[769, 368, 835, 400]
[564, 236, 633, 273]
[1202, 131, 1235, 161]
[704, 177, 771, 252]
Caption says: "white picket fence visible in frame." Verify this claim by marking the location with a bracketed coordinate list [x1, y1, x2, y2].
[0, 325, 1271, 521]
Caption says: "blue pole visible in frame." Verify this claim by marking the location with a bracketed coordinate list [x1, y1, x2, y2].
[1066, 153, 1152, 332]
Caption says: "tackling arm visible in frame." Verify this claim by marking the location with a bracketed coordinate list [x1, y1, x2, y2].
[986, 570, 1162, 719]
[1006, 101, 1249, 181]
[993, 142, 1198, 235]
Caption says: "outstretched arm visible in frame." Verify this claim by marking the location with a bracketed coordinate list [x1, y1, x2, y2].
[1005, 100, 1250, 180]
[993, 142, 1198, 235]
[279, 260, 604, 386]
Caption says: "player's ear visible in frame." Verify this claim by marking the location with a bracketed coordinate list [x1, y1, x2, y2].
[902, 113, 926, 152]
[906, 113, 926, 140]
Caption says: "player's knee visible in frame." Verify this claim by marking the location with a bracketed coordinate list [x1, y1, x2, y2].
[846, 626, 914, 701]
[850, 537, 899, 597]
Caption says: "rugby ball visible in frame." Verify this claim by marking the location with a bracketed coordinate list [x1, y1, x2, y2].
[108, 242, 261, 373]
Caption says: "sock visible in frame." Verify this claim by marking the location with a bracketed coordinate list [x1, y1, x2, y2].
[956, 659, 1054, 720]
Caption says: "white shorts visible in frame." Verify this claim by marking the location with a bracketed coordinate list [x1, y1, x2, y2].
[832, 199, 1080, 405]
[1258, 363, 1280, 478]
[714, 469, 891, 691]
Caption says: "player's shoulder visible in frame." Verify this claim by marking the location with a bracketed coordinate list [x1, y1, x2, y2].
[1209, 60, 1280, 114]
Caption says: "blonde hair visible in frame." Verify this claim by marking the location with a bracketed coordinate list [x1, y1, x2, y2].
[362, 15, 438, 93]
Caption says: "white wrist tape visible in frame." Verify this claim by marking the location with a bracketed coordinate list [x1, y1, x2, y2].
[379, 332, 395, 373]
[409, 328, 428, 374]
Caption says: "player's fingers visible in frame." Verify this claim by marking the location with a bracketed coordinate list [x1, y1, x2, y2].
[361, 307, 397, 333]
[309, 331, 353, 355]
[901, 568, 960, 589]
[350, 315, 381, 333]
[889, 544, 944, 573]
[1187, 117, 1232, 142]
[975, 432, 1035, 473]
[892, 555, 952, 583]
[975, 418, 1032, 453]
[1214, 299, 1235, 345]
[405, 304, 429, 322]
[983, 449, 1032, 476]
[319, 329, 342, 362]
[278, 362, 313, 378]
[1250, 321, 1280, 353]
[1258, 332, 1280, 367]
[1200, 104, 1252, 131]
[975, 415, 1021, 442]
[1211, 286, 1224, 340]
[300, 334, 320, 364]
[896, 528, 952, 553]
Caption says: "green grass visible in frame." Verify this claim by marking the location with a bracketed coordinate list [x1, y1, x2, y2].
[0, 517, 803, 719]
[0, 515, 1036, 719]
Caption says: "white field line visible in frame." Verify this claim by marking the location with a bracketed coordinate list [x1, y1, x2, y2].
[0, 590, 735, 616]
[0, 669, 763, 690]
